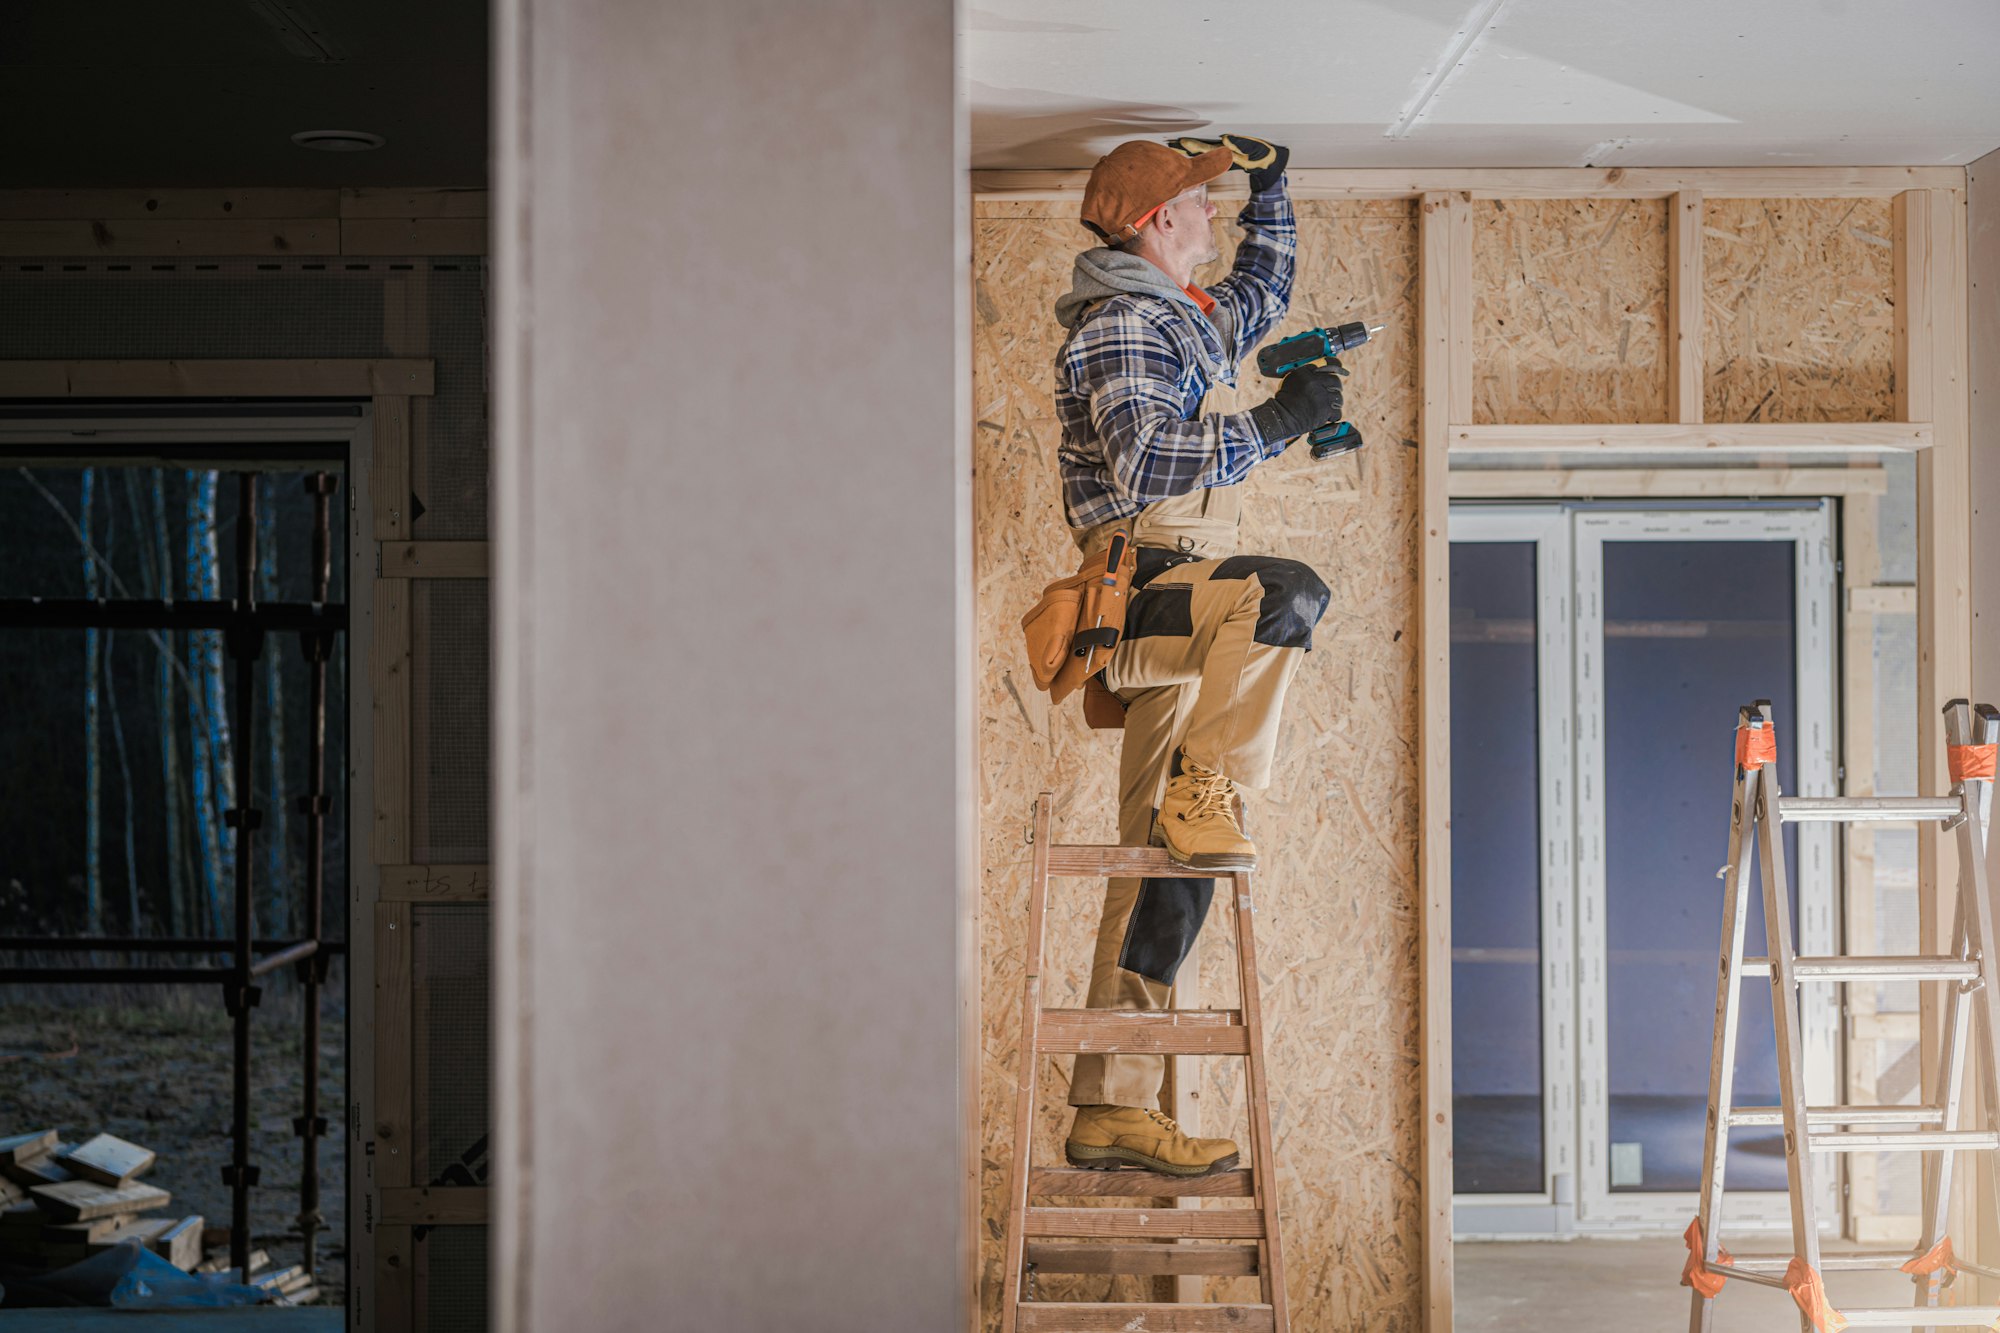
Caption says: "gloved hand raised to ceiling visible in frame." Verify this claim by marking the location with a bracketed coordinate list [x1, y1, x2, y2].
[1166, 133, 1290, 193]
[1247, 364, 1343, 446]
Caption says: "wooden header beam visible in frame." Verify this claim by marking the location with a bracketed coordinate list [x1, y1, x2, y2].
[973, 165, 1964, 202]
[0, 359, 434, 398]
[0, 188, 488, 256]
[1449, 466, 1889, 499]
[1451, 422, 1931, 454]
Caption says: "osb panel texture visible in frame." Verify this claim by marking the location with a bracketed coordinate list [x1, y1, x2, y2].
[973, 198, 1422, 1331]
[1702, 196, 1897, 422]
[1472, 198, 1670, 423]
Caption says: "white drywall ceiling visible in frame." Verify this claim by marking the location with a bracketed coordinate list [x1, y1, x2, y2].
[968, 0, 2000, 169]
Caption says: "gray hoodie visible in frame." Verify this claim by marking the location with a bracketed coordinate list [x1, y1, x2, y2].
[1052, 247, 1239, 384]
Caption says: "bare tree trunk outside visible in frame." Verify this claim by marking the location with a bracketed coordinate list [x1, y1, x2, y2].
[257, 475, 291, 938]
[81, 468, 102, 935]
[145, 471, 192, 936]
[185, 470, 229, 936]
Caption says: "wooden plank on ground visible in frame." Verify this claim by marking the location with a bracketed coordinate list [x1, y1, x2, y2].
[87, 1215, 174, 1255]
[380, 864, 491, 902]
[2, 1145, 75, 1188]
[31, 1180, 170, 1223]
[0, 1131, 58, 1168]
[44, 1214, 131, 1244]
[380, 541, 490, 578]
[0, 359, 434, 398]
[60, 1133, 155, 1186]
[153, 1215, 204, 1270]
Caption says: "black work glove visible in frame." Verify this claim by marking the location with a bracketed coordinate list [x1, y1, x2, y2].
[1247, 365, 1343, 445]
[1167, 133, 1290, 193]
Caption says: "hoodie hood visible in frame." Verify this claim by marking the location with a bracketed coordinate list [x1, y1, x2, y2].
[1053, 247, 1205, 330]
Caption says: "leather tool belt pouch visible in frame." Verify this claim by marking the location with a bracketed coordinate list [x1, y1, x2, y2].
[1020, 530, 1136, 708]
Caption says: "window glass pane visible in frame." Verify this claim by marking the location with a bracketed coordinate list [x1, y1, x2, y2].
[1451, 540, 1544, 1194]
[1602, 538, 1796, 1193]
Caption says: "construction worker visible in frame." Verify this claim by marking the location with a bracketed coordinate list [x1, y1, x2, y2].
[1050, 135, 1338, 1176]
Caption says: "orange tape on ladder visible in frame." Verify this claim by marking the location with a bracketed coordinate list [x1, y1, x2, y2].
[1949, 743, 1998, 783]
[1785, 1257, 1848, 1333]
[1736, 723, 1777, 772]
[1901, 1236, 1958, 1281]
[1680, 1218, 1733, 1299]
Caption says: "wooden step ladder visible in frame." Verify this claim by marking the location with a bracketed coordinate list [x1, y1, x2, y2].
[1687, 699, 2000, 1331]
[1000, 790, 1289, 1333]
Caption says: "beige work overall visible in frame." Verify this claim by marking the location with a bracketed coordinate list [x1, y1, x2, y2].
[1065, 482, 1328, 1109]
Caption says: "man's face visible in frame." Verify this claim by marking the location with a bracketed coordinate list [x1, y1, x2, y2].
[1161, 183, 1220, 269]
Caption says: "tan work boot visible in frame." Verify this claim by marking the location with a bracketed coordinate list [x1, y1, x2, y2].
[1151, 760, 1256, 872]
[1065, 1105, 1240, 1177]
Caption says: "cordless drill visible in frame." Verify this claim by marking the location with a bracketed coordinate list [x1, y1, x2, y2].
[1255, 320, 1384, 458]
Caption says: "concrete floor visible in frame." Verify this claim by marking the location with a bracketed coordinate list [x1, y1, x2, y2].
[1458, 1237, 1943, 1331]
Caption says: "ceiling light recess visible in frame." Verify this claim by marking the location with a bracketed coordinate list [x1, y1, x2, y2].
[291, 129, 384, 152]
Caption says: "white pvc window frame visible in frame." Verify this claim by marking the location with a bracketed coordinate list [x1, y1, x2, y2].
[1448, 506, 1578, 1238]
[1570, 504, 1840, 1234]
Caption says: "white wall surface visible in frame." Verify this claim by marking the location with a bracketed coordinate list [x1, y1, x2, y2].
[491, 3, 967, 1329]
[1973, 148, 2000, 709]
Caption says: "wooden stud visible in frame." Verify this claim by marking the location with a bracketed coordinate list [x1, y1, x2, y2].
[373, 397, 413, 541]
[342, 217, 489, 256]
[1448, 466, 1888, 499]
[1417, 189, 1467, 1333]
[375, 1224, 414, 1333]
[0, 219, 338, 256]
[372, 579, 412, 865]
[1668, 190, 1704, 424]
[379, 541, 491, 579]
[380, 1186, 490, 1225]
[1849, 585, 1917, 616]
[375, 902, 414, 1190]
[0, 189, 342, 220]
[1450, 422, 1931, 453]
[340, 188, 491, 219]
[0, 359, 434, 398]
[380, 864, 492, 902]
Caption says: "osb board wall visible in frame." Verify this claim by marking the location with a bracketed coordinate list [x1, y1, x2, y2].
[1703, 197, 1896, 422]
[1472, 198, 1670, 424]
[973, 197, 1424, 1330]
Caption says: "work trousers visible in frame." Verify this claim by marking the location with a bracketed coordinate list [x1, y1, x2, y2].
[1068, 551, 1329, 1109]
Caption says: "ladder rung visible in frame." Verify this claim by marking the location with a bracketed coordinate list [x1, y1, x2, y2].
[1030, 1166, 1254, 1198]
[1023, 1241, 1259, 1276]
[1037, 1009, 1250, 1055]
[1743, 956, 1979, 981]
[1728, 1106, 1946, 1128]
[1805, 1129, 2000, 1152]
[1044, 844, 1198, 877]
[1724, 1250, 1937, 1273]
[1016, 1303, 1275, 1332]
[1024, 1207, 1267, 1239]
[1778, 795, 1964, 823]
[1833, 1311, 2000, 1327]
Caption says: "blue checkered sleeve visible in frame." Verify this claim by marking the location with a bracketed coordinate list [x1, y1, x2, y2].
[1210, 178, 1296, 354]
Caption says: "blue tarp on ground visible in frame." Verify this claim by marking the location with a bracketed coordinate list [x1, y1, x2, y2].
[0, 1242, 267, 1310]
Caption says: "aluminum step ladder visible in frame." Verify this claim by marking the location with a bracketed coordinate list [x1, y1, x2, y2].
[1687, 699, 2000, 1331]
[999, 790, 1289, 1333]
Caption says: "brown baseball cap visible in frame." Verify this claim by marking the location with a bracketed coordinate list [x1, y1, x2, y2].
[1080, 140, 1232, 244]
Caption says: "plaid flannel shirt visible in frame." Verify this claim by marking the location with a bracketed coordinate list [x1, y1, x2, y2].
[1055, 180, 1296, 531]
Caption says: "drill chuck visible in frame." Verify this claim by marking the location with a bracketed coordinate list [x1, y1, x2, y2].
[1256, 320, 1384, 379]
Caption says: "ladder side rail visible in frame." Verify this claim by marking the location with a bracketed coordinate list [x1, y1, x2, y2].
[1754, 751, 1828, 1332]
[1690, 718, 1769, 1333]
[1943, 703, 2000, 1319]
[1002, 792, 1059, 1333]
[1229, 870, 1288, 1331]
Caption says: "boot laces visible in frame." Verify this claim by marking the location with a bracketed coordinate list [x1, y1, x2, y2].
[1182, 766, 1239, 826]
[1143, 1108, 1187, 1138]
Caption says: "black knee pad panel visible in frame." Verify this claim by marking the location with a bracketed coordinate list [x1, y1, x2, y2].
[1209, 555, 1331, 648]
[1117, 875, 1215, 986]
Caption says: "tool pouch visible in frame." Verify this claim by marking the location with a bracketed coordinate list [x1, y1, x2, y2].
[1019, 530, 1136, 706]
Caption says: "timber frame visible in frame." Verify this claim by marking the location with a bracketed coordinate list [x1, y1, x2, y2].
[973, 165, 1973, 1329]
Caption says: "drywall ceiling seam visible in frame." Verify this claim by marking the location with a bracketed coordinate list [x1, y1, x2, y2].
[1384, 0, 1510, 141]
